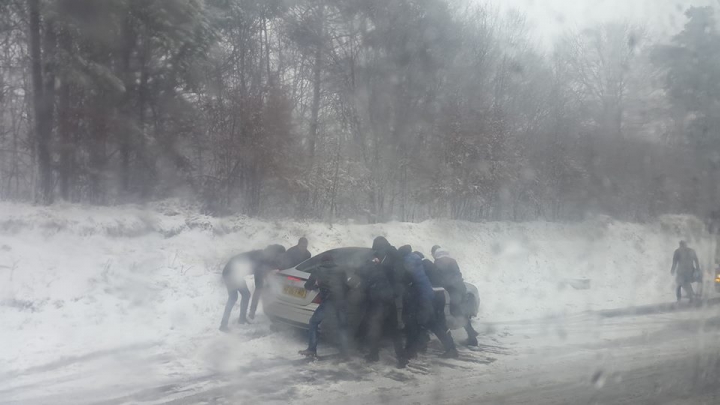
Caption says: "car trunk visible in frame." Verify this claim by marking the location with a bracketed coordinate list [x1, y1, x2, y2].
[271, 268, 319, 306]
[272, 247, 373, 306]
[273, 258, 369, 340]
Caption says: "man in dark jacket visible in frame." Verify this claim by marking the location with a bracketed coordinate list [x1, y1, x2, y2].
[220, 244, 285, 331]
[672, 240, 700, 302]
[281, 237, 311, 270]
[403, 249, 458, 358]
[414, 251, 437, 352]
[371, 237, 406, 327]
[299, 255, 349, 358]
[418, 251, 443, 287]
[359, 253, 408, 368]
[432, 245, 479, 346]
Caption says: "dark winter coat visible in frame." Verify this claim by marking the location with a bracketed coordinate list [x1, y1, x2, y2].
[263, 244, 287, 269]
[672, 246, 699, 283]
[372, 237, 406, 300]
[358, 260, 395, 304]
[304, 262, 347, 302]
[422, 259, 443, 287]
[281, 245, 311, 269]
[403, 253, 435, 305]
[401, 253, 437, 327]
[222, 250, 264, 278]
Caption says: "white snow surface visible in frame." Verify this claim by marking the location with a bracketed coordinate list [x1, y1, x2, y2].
[0, 201, 713, 382]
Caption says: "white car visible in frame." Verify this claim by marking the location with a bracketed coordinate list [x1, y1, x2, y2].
[263, 247, 480, 334]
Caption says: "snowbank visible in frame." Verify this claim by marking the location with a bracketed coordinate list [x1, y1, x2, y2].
[0, 202, 713, 375]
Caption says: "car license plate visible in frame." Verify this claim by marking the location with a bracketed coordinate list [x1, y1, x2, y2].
[283, 286, 307, 298]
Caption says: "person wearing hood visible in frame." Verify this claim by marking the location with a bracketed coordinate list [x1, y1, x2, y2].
[298, 255, 349, 359]
[371, 236, 406, 327]
[220, 244, 285, 331]
[414, 251, 437, 352]
[358, 252, 408, 368]
[402, 246, 458, 358]
[432, 245, 479, 346]
[280, 237, 311, 270]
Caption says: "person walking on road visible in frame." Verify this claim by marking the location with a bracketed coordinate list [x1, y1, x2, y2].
[298, 255, 350, 359]
[671, 240, 700, 302]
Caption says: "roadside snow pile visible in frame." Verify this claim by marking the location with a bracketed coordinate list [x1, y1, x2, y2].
[0, 202, 712, 374]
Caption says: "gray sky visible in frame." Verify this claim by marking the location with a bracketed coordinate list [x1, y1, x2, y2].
[490, 0, 718, 47]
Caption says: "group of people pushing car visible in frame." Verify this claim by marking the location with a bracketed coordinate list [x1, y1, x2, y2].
[219, 236, 478, 369]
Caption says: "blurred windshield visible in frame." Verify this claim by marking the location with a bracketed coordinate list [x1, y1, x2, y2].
[2, 1, 720, 404]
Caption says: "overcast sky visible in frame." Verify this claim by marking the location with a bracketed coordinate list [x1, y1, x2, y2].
[490, 0, 718, 47]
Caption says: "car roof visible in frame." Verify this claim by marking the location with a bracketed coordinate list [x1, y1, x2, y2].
[296, 247, 373, 272]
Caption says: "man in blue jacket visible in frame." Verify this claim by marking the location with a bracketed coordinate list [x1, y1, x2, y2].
[400, 246, 458, 358]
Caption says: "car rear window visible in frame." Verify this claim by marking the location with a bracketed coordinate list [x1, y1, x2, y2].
[296, 247, 374, 273]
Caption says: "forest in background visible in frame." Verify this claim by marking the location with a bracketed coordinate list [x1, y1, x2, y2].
[0, 0, 719, 223]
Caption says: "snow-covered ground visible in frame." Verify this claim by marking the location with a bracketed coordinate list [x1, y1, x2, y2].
[0, 202, 715, 403]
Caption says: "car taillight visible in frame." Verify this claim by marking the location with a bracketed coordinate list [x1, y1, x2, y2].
[287, 276, 303, 282]
[312, 294, 322, 304]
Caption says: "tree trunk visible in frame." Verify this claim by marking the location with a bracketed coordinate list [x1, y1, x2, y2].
[58, 29, 73, 200]
[119, 11, 136, 194]
[41, 9, 57, 198]
[263, 14, 271, 83]
[28, 0, 54, 204]
[89, 100, 108, 204]
[308, 5, 323, 164]
[137, 43, 150, 198]
[57, 75, 72, 200]
[328, 141, 341, 225]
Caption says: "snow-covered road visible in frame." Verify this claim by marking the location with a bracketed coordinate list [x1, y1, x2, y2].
[1, 203, 718, 404]
[2, 303, 719, 404]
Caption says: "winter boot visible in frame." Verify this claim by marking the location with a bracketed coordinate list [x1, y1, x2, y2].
[299, 349, 318, 358]
[418, 332, 430, 353]
[466, 336, 479, 347]
[396, 357, 409, 369]
[336, 352, 351, 364]
[365, 351, 380, 363]
[441, 347, 459, 359]
[219, 324, 230, 333]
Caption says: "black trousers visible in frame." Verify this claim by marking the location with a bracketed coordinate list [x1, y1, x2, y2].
[366, 301, 406, 361]
[405, 299, 456, 354]
[465, 319, 479, 338]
